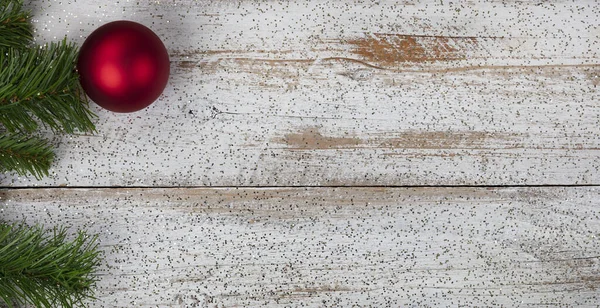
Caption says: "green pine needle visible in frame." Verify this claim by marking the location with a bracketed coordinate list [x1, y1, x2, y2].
[0, 40, 96, 134]
[0, 133, 54, 180]
[0, 4, 104, 308]
[0, 223, 101, 308]
[0, 0, 33, 49]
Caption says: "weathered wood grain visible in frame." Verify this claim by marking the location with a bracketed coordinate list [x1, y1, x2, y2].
[1, 187, 599, 306]
[1, 0, 597, 186]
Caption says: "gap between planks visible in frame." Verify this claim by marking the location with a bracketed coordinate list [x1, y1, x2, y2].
[2, 184, 600, 190]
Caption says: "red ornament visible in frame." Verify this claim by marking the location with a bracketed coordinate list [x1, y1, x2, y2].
[77, 21, 170, 113]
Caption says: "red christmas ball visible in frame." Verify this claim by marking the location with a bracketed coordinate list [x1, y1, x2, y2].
[77, 20, 170, 113]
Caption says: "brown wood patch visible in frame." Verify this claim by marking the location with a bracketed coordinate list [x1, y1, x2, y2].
[275, 128, 519, 150]
[279, 128, 361, 150]
[377, 131, 513, 149]
[348, 33, 482, 64]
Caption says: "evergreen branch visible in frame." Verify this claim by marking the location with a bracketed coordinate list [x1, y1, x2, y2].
[0, 133, 54, 180]
[0, 0, 32, 49]
[0, 39, 96, 134]
[0, 223, 101, 308]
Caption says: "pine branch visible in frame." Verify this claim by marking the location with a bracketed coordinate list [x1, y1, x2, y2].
[0, 133, 54, 180]
[0, 223, 101, 308]
[0, 0, 32, 49]
[0, 40, 96, 134]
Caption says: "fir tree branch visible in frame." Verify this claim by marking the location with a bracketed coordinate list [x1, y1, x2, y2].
[0, 0, 32, 49]
[0, 223, 101, 308]
[0, 133, 54, 180]
[0, 40, 96, 134]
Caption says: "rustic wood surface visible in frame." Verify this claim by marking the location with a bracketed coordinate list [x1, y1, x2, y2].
[2, 187, 600, 307]
[0, 0, 597, 186]
[1, 0, 600, 307]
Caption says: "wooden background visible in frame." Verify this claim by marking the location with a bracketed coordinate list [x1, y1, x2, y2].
[1, 0, 600, 306]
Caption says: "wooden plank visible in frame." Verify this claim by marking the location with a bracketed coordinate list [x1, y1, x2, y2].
[1, 187, 600, 306]
[2, 0, 600, 186]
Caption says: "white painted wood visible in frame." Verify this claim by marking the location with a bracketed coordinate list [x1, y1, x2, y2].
[2, 187, 600, 306]
[0, 0, 598, 186]
[4, 3, 600, 307]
